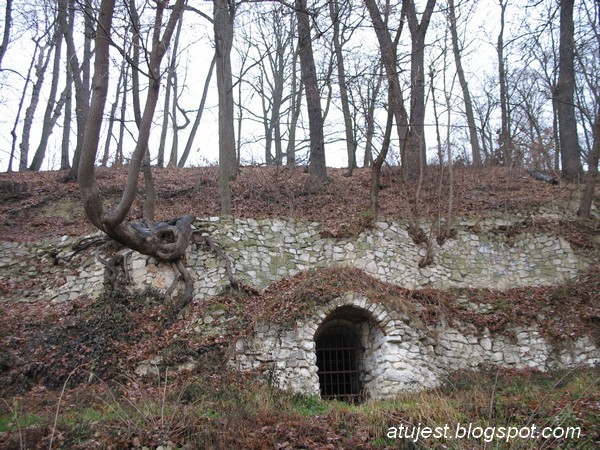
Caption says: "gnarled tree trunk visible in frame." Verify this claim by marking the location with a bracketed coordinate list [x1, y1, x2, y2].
[78, 0, 191, 309]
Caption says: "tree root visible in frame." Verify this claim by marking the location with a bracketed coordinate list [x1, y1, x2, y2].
[173, 258, 194, 311]
[204, 236, 259, 296]
[162, 258, 194, 318]
[95, 242, 132, 289]
[56, 216, 197, 316]
[50, 235, 110, 264]
[165, 262, 180, 301]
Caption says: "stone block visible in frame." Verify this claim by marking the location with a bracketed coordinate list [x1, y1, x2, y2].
[479, 337, 492, 351]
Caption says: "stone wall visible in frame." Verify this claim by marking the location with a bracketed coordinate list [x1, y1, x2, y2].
[232, 292, 599, 399]
[2, 216, 597, 397]
[0, 217, 588, 304]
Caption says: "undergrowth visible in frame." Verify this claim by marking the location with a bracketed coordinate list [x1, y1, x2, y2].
[0, 367, 597, 449]
[0, 286, 165, 395]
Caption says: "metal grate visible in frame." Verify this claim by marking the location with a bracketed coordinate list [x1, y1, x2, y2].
[316, 325, 363, 402]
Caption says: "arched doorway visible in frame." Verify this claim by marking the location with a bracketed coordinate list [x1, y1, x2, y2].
[315, 324, 364, 402]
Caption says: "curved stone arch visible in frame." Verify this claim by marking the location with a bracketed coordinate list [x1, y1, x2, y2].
[299, 291, 412, 400]
[300, 291, 403, 341]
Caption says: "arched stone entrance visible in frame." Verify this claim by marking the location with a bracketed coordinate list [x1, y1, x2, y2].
[313, 304, 386, 402]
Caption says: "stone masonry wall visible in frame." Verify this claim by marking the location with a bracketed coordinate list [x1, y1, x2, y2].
[232, 292, 599, 399]
[1, 217, 597, 397]
[0, 217, 588, 304]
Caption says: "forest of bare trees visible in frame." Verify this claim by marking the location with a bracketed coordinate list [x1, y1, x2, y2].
[1, 2, 597, 173]
[0, 0, 598, 278]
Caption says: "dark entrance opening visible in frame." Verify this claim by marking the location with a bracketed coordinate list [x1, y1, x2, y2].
[315, 325, 364, 402]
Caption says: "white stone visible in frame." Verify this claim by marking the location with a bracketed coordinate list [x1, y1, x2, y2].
[480, 337, 492, 351]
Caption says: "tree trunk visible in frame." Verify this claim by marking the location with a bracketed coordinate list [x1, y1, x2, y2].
[578, 103, 599, 217]
[61, 0, 89, 180]
[497, 0, 512, 167]
[448, 0, 481, 167]
[295, 0, 327, 180]
[159, 55, 174, 167]
[364, 0, 410, 170]
[127, 0, 156, 219]
[578, 0, 600, 216]
[79, 0, 188, 255]
[557, 0, 582, 181]
[19, 41, 52, 171]
[60, 63, 72, 170]
[165, 13, 184, 168]
[30, 17, 67, 171]
[329, 0, 356, 174]
[214, 0, 237, 215]
[362, 63, 383, 168]
[0, 0, 12, 70]
[286, 39, 302, 167]
[265, 19, 286, 166]
[406, 0, 436, 178]
[115, 69, 128, 167]
[82, 0, 92, 98]
[8, 46, 36, 172]
[101, 59, 126, 167]
[370, 91, 394, 216]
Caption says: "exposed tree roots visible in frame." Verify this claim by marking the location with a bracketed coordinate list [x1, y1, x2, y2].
[204, 236, 259, 296]
[95, 241, 131, 290]
[70, 216, 196, 314]
[164, 258, 194, 312]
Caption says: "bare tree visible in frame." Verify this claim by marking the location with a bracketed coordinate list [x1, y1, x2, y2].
[497, 0, 513, 167]
[78, 0, 192, 309]
[30, 2, 69, 171]
[448, 0, 481, 166]
[0, 0, 12, 70]
[405, 0, 436, 177]
[101, 54, 128, 167]
[329, 0, 357, 174]
[578, 102, 599, 217]
[286, 30, 303, 167]
[19, 38, 52, 171]
[430, 25, 455, 241]
[295, 0, 327, 180]
[355, 56, 384, 168]
[163, 11, 185, 168]
[214, 0, 237, 214]
[251, 5, 293, 166]
[369, 90, 394, 215]
[523, 4, 561, 172]
[60, 58, 73, 170]
[159, 28, 177, 168]
[60, 0, 92, 180]
[577, 0, 599, 216]
[115, 66, 128, 167]
[364, 0, 410, 172]
[474, 82, 497, 164]
[8, 49, 37, 172]
[556, 0, 582, 181]
[511, 68, 555, 171]
[178, 55, 216, 167]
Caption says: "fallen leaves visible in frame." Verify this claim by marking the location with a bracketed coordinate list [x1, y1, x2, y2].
[0, 165, 590, 245]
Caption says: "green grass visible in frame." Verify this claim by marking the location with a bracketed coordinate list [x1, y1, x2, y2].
[291, 394, 330, 416]
[0, 412, 42, 433]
